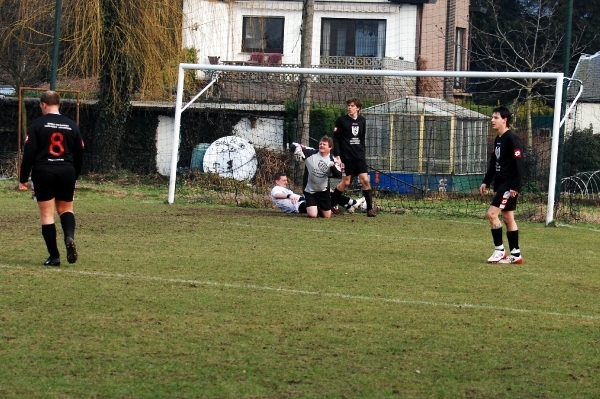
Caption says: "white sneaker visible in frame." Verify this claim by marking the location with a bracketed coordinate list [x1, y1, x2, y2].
[348, 197, 366, 214]
[487, 249, 506, 263]
[498, 254, 523, 264]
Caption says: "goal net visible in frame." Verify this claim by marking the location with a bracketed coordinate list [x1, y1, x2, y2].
[162, 64, 565, 224]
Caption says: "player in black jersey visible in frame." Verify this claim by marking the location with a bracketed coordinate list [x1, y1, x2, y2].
[330, 98, 376, 217]
[479, 106, 525, 264]
[18, 91, 84, 266]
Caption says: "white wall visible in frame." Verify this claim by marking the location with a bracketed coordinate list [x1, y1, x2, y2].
[184, 0, 417, 65]
[565, 102, 600, 134]
[156, 115, 176, 176]
[232, 117, 284, 151]
[183, 0, 230, 64]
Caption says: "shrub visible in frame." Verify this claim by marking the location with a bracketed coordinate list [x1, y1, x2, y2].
[562, 126, 600, 176]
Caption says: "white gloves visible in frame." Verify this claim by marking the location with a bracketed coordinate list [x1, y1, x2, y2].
[327, 161, 335, 168]
[293, 143, 305, 161]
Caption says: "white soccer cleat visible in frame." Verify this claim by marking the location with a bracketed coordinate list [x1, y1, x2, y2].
[487, 249, 506, 263]
[348, 197, 366, 214]
[498, 254, 523, 264]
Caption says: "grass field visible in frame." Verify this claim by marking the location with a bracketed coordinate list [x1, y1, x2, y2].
[1, 178, 600, 398]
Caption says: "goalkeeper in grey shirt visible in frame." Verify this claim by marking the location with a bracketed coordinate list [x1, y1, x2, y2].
[291, 136, 346, 218]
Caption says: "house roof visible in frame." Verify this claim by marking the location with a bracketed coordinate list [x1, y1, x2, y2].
[362, 96, 488, 119]
[568, 51, 600, 102]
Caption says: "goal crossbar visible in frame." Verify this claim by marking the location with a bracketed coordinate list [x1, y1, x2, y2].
[169, 63, 564, 225]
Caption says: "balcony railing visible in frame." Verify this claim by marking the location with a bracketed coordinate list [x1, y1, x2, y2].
[319, 56, 416, 71]
[215, 56, 417, 71]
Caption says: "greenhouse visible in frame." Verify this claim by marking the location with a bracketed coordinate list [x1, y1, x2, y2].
[362, 96, 490, 194]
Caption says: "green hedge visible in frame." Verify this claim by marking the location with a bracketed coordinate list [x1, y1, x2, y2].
[562, 126, 600, 176]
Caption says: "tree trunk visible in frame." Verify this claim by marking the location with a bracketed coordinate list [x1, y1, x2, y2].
[294, 0, 313, 185]
[297, 0, 313, 146]
[93, 0, 132, 173]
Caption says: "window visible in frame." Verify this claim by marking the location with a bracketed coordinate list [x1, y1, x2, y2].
[321, 19, 386, 57]
[454, 28, 466, 89]
[242, 17, 284, 53]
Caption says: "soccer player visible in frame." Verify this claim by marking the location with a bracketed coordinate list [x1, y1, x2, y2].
[271, 172, 307, 214]
[330, 97, 376, 217]
[271, 172, 365, 215]
[291, 136, 362, 218]
[18, 91, 84, 266]
[479, 106, 525, 264]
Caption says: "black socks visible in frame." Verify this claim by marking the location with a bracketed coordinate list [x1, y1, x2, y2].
[42, 224, 59, 258]
[363, 189, 373, 211]
[491, 227, 503, 248]
[507, 230, 520, 255]
[60, 212, 76, 241]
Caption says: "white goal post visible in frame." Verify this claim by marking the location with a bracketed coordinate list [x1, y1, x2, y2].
[168, 63, 565, 225]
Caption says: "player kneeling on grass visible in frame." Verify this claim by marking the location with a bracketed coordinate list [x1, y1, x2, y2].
[289, 137, 365, 218]
[479, 106, 524, 264]
[271, 172, 364, 215]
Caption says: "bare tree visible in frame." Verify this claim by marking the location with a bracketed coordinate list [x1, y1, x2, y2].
[0, 0, 54, 88]
[470, 0, 582, 148]
[1, 0, 185, 173]
[1, 0, 183, 100]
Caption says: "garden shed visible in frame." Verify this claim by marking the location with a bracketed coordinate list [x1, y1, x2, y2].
[362, 96, 489, 193]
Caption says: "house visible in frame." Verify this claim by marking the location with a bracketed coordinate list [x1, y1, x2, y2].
[182, 0, 476, 101]
[566, 51, 600, 134]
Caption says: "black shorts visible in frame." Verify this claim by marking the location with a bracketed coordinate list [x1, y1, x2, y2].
[342, 159, 368, 177]
[31, 165, 76, 202]
[491, 189, 518, 211]
[303, 190, 332, 211]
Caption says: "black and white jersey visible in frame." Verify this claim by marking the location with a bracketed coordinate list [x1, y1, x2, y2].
[20, 113, 84, 183]
[332, 114, 367, 161]
[296, 145, 342, 194]
[482, 129, 524, 192]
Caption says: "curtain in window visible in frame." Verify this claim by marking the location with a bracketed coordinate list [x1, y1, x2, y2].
[336, 28, 347, 56]
[244, 19, 262, 51]
[321, 19, 385, 57]
[377, 21, 386, 57]
[322, 20, 331, 56]
[243, 17, 284, 53]
[355, 21, 380, 57]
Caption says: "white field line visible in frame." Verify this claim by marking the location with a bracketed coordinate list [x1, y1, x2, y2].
[556, 223, 600, 233]
[1, 263, 599, 321]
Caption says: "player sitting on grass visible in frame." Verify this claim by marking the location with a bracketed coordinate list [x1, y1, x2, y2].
[271, 172, 365, 215]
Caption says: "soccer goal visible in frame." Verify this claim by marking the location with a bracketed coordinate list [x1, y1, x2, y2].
[163, 63, 566, 225]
